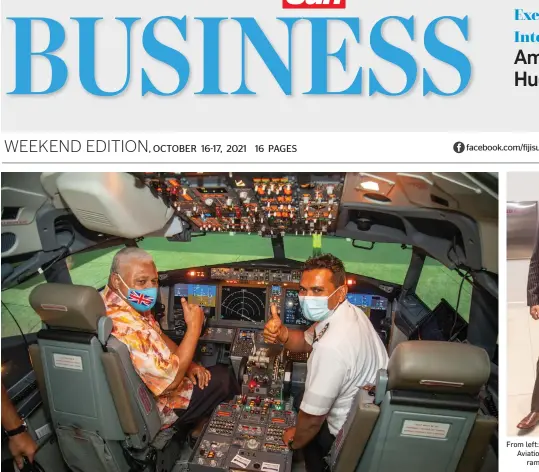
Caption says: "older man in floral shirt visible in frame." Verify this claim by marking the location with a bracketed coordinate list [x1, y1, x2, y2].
[102, 247, 238, 435]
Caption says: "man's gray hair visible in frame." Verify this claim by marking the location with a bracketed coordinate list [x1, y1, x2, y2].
[110, 247, 154, 276]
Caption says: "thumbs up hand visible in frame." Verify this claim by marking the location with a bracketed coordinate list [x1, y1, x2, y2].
[263, 304, 287, 344]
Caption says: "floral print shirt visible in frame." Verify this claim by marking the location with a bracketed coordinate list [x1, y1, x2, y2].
[101, 286, 193, 428]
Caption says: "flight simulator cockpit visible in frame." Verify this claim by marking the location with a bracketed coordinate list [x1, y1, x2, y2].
[151, 260, 393, 472]
[159, 260, 393, 367]
[0, 172, 499, 472]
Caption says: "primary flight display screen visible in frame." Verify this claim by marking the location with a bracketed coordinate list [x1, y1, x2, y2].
[347, 293, 388, 315]
[174, 283, 218, 319]
[221, 286, 267, 323]
[284, 289, 312, 326]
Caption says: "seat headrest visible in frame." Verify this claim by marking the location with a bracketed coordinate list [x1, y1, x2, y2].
[387, 341, 490, 396]
[30, 283, 106, 332]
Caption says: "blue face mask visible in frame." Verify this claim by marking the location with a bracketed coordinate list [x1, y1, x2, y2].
[299, 286, 343, 322]
[117, 274, 158, 312]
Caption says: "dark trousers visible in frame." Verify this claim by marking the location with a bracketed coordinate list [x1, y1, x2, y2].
[292, 389, 335, 472]
[301, 421, 335, 472]
[173, 364, 239, 427]
[533, 360, 539, 412]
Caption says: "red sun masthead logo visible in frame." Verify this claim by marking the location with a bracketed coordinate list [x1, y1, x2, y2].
[283, 0, 346, 9]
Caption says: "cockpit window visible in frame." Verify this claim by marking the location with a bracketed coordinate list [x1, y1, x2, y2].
[284, 237, 412, 285]
[65, 235, 274, 289]
[139, 235, 274, 271]
[68, 247, 117, 288]
[3, 237, 461, 338]
[2, 236, 411, 338]
[1, 278, 43, 338]
[415, 256, 472, 321]
[1, 248, 119, 339]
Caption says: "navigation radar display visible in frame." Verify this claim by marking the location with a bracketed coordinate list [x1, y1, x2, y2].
[221, 286, 267, 323]
[174, 284, 217, 307]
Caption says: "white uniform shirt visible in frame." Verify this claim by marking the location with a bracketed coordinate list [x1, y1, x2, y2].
[300, 300, 389, 435]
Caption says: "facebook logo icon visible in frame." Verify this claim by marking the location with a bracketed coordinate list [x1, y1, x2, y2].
[453, 142, 465, 153]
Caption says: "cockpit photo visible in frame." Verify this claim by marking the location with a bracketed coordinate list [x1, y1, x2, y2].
[1, 172, 499, 472]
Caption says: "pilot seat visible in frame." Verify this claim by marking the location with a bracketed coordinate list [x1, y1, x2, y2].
[327, 341, 497, 472]
[27, 283, 186, 472]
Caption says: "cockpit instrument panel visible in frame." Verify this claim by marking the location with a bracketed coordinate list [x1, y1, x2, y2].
[346, 293, 388, 317]
[174, 283, 217, 307]
[165, 263, 396, 342]
[282, 290, 390, 326]
[220, 286, 267, 324]
[174, 283, 218, 318]
[211, 267, 302, 284]
[283, 289, 311, 326]
[135, 173, 345, 237]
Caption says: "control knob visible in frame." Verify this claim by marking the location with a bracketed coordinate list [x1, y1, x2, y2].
[247, 439, 259, 450]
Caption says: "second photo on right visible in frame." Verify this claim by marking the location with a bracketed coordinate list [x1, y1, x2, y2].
[507, 172, 539, 436]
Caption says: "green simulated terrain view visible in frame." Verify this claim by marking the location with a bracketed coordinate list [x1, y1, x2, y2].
[1, 235, 472, 338]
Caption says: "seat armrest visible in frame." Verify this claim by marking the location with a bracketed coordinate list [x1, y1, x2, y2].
[374, 369, 388, 405]
[456, 415, 497, 472]
[28, 344, 50, 418]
